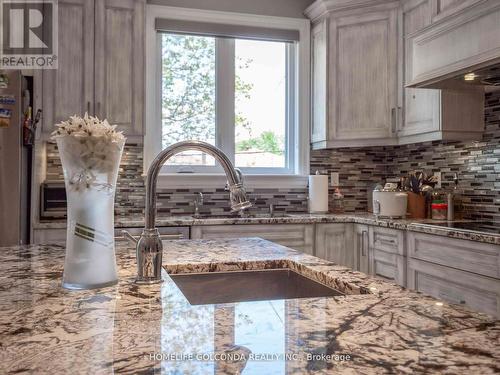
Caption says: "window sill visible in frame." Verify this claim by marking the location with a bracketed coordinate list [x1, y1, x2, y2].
[147, 173, 308, 189]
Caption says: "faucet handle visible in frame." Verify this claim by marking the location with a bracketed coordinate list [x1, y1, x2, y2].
[121, 230, 138, 245]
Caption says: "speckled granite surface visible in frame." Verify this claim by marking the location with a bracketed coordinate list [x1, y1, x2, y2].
[36, 212, 500, 245]
[1, 239, 499, 374]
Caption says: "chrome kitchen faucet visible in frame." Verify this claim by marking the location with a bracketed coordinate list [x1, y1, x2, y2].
[123, 140, 252, 284]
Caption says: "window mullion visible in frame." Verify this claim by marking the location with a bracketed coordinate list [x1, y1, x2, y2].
[215, 38, 236, 164]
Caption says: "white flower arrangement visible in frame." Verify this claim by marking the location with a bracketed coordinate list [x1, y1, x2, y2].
[52, 113, 126, 192]
[51, 112, 125, 143]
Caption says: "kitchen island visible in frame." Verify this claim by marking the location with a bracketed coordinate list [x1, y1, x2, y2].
[1, 239, 499, 374]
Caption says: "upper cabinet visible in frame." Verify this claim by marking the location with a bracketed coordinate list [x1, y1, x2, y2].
[306, 0, 486, 150]
[41, 0, 95, 136]
[94, 0, 144, 138]
[406, 0, 500, 87]
[308, 1, 401, 149]
[42, 0, 145, 142]
[401, 0, 484, 141]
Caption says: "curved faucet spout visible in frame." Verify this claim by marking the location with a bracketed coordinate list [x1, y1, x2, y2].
[145, 140, 251, 229]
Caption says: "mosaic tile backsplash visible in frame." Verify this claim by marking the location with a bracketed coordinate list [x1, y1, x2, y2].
[45, 90, 500, 220]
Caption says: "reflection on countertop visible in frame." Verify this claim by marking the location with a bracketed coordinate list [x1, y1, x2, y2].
[1, 239, 499, 374]
[36, 212, 500, 245]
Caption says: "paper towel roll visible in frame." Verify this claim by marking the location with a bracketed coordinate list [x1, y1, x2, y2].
[308, 174, 329, 213]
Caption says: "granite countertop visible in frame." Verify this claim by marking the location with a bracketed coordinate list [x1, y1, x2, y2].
[1, 240, 499, 374]
[36, 212, 500, 245]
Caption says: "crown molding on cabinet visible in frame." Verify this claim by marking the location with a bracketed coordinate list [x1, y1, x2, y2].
[304, 0, 399, 22]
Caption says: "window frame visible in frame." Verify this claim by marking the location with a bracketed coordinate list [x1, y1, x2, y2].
[145, 5, 310, 188]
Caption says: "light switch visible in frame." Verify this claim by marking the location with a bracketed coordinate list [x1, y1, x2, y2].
[331, 172, 339, 187]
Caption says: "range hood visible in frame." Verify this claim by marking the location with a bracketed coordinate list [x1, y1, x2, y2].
[406, 1, 500, 90]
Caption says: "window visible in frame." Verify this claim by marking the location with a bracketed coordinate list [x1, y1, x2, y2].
[160, 33, 294, 173]
[145, 6, 310, 184]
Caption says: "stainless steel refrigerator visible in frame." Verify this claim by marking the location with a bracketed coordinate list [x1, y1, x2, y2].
[0, 70, 32, 246]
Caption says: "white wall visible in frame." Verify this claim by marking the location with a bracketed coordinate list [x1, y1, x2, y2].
[147, 0, 314, 18]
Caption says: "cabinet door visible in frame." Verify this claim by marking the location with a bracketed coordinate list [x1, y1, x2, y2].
[330, 8, 399, 140]
[94, 0, 145, 139]
[401, 0, 440, 137]
[315, 224, 354, 268]
[368, 227, 406, 286]
[311, 19, 328, 145]
[191, 224, 315, 255]
[42, 0, 94, 134]
[370, 249, 406, 286]
[353, 224, 369, 273]
[408, 258, 500, 318]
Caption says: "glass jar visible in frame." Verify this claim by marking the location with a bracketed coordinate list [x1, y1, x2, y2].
[431, 203, 448, 220]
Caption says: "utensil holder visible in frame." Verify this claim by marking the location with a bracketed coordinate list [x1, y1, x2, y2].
[407, 192, 426, 219]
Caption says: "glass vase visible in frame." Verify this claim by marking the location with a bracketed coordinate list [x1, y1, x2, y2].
[57, 135, 124, 290]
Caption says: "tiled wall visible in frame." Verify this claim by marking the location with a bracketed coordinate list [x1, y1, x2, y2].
[384, 90, 500, 223]
[45, 90, 500, 220]
[45, 143, 309, 218]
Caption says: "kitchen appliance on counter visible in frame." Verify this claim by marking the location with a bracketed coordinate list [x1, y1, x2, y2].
[373, 183, 408, 219]
[0, 71, 33, 246]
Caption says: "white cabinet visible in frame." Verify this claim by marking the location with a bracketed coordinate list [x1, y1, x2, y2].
[407, 231, 500, 317]
[33, 228, 66, 245]
[408, 258, 500, 318]
[94, 0, 145, 138]
[368, 227, 406, 286]
[307, 1, 401, 149]
[42, 0, 145, 141]
[42, 0, 94, 135]
[400, 0, 484, 143]
[307, 0, 486, 149]
[191, 224, 315, 255]
[314, 224, 354, 267]
[406, 0, 500, 87]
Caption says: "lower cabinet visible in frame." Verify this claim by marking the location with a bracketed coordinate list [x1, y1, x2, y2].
[314, 224, 354, 268]
[368, 227, 406, 287]
[191, 224, 315, 255]
[32, 228, 66, 245]
[408, 258, 500, 318]
[407, 232, 500, 317]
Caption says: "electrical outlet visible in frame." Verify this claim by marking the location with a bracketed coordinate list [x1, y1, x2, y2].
[331, 172, 339, 187]
[434, 172, 442, 188]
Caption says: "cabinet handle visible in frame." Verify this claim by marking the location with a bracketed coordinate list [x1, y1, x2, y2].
[391, 107, 396, 134]
[361, 230, 368, 256]
[160, 234, 184, 240]
[86, 101, 90, 114]
[438, 291, 466, 305]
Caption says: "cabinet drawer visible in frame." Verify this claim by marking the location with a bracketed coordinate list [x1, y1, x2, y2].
[408, 258, 500, 318]
[191, 224, 314, 255]
[407, 232, 500, 278]
[32, 228, 66, 245]
[370, 249, 406, 286]
[369, 227, 405, 255]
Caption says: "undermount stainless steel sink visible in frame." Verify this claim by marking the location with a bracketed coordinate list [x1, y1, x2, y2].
[169, 269, 344, 305]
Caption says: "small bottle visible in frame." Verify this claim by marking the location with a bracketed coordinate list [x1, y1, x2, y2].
[332, 188, 344, 213]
